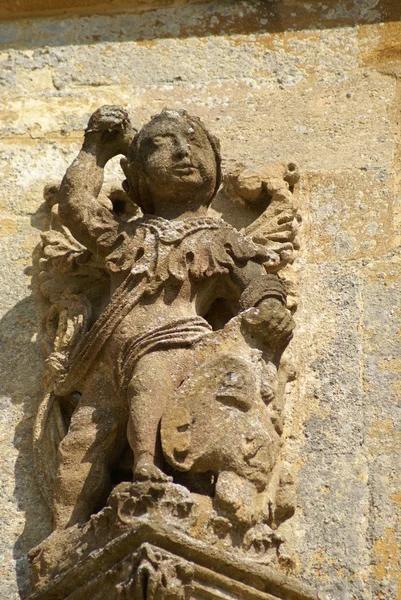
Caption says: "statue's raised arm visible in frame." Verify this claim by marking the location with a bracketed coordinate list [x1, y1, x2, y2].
[58, 105, 136, 257]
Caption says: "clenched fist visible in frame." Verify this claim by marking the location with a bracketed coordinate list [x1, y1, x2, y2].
[84, 105, 136, 158]
[242, 297, 294, 351]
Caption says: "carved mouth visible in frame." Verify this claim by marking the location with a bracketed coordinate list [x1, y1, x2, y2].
[173, 163, 197, 175]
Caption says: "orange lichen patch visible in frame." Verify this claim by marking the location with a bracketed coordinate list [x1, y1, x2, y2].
[134, 39, 157, 48]
[0, 111, 19, 124]
[23, 234, 40, 252]
[389, 379, 401, 401]
[15, 257, 29, 266]
[368, 420, 401, 454]
[374, 529, 399, 576]
[0, 218, 18, 236]
[379, 357, 401, 374]
[252, 30, 321, 79]
[303, 170, 394, 263]
[357, 471, 368, 484]
[390, 493, 401, 507]
[369, 418, 395, 438]
[359, 22, 401, 74]
[229, 28, 317, 51]
[373, 528, 401, 599]
[290, 395, 329, 440]
[369, 271, 401, 285]
[307, 549, 335, 581]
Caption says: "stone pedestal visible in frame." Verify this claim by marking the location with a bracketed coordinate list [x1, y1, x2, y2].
[28, 521, 322, 600]
[27, 482, 321, 600]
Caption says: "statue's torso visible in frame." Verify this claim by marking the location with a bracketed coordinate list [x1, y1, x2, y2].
[104, 215, 269, 381]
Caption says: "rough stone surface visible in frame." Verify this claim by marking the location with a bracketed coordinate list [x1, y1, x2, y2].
[27, 482, 320, 600]
[1, 2, 401, 599]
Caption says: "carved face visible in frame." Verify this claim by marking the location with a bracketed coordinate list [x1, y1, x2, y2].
[161, 353, 280, 491]
[139, 115, 217, 204]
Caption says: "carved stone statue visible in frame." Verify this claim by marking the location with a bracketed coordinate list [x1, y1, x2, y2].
[29, 106, 314, 600]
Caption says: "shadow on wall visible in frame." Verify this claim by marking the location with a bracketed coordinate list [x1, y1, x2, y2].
[0, 203, 53, 598]
[0, 0, 400, 51]
[1, 300, 53, 599]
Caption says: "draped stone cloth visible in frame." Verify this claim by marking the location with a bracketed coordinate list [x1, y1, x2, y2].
[55, 215, 280, 395]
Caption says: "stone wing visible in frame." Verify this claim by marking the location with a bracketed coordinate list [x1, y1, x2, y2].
[220, 161, 301, 272]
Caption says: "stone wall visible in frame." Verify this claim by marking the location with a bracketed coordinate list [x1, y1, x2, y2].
[0, 1, 400, 598]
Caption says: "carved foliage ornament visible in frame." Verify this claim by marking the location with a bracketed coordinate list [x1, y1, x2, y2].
[117, 544, 194, 600]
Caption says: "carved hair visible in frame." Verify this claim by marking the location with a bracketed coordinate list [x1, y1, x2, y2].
[124, 108, 222, 214]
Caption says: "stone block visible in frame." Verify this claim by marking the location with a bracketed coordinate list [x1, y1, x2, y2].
[28, 484, 322, 600]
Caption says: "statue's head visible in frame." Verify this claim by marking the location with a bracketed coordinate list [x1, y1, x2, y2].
[121, 109, 222, 215]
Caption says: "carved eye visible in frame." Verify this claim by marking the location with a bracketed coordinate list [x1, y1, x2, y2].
[152, 136, 167, 147]
[188, 133, 201, 147]
[216, 372, 252, 411]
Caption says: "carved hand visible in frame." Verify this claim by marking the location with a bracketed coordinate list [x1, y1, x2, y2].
[243, 297, 294, 350]
[84, 104, 136, 160]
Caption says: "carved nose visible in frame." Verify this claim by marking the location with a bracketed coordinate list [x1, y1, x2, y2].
[175, 139, 190, 160]
[176, 146, 189, 160]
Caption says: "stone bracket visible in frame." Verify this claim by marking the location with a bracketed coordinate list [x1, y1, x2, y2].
[28, 522, 322, 600]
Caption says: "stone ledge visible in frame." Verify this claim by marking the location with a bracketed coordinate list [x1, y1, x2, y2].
[0, 0, 208, 22]
[28, 522, 322, 600]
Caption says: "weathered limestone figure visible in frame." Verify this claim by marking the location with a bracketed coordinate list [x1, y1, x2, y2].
[29, 106, 319, 600]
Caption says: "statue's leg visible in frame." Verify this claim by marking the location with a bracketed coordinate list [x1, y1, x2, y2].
[53, 366, 127, 529]
[126, 348, 194, 481]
